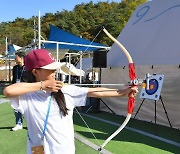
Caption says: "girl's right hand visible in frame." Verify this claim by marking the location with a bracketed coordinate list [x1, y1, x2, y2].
[42, 79, 64, 92]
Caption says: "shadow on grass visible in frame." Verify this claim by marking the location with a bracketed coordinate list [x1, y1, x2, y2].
[0, 126, 28, 130]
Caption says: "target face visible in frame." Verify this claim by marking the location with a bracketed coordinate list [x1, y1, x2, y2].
[140, 74, 164, 100]
[145, 79, 159, 95]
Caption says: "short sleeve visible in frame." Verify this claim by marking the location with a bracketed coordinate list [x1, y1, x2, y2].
[10, 95, 28, 115]
[61, 85, 89, 107]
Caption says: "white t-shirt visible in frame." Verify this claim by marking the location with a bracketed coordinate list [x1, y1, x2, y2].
[10, 85, 89, 154]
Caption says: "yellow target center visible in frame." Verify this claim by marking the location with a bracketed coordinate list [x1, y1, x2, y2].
[150, 84, 154, 90]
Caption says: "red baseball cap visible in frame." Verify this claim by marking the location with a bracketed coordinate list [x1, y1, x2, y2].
[25, 49, 62, 71]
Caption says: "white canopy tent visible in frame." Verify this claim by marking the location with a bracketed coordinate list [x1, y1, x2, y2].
[101, 0, 180, 129]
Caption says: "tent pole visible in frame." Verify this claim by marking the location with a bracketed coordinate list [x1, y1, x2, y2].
[38, 11, 41, 49]
[56, 43, 60, 81]
[79, 51, 82, 84]
[5, 37, 8, 81]
[56, 43, 59, 61]
[41, 40, 110, 50]
[68, 54, 71, 84]
[33, 19, 37, 49]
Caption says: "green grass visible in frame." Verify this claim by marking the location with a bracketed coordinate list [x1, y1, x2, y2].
[73, 111, 180, 154]
[0, 103, 27, 154]
[86, 111, 180, 142]
[75, 140, 97, 154]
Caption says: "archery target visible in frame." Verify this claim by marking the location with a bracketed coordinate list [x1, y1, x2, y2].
[140, 74, 164, 100]
[145, 79, 159, 95]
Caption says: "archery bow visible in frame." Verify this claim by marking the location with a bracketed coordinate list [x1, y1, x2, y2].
[98, 27, 137, 151]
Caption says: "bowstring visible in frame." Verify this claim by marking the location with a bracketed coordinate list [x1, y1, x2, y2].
[74, 28, 103, 66]
[74, 107, 101, 146]
[83, 28, 103, 52]
[73, 28, 104, 148]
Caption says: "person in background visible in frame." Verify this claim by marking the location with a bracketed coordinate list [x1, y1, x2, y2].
[11, 51, 28, 131]
[4, 49, 138, 154]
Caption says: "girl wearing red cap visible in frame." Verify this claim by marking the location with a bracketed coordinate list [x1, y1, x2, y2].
[3, 49, 138, 154]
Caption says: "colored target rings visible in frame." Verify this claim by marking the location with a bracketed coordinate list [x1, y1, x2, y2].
[145, 79, 159, 95]
[140, 74, 164, 100]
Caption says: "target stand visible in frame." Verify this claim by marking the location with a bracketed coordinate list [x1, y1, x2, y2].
[134, 74, 172, 128]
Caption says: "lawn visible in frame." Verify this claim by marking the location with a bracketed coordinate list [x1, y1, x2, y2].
[73, 109, 180, 154]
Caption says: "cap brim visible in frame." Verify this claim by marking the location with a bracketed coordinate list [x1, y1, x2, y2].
[40, 62, 64, 70]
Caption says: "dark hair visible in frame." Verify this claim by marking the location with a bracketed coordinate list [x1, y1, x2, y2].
[53, 91, 69, 116]
[26, 70, 69, 116]
[15, 51, 26, 58]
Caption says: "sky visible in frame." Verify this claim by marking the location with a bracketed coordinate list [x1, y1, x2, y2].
[0, 0, 121, 23]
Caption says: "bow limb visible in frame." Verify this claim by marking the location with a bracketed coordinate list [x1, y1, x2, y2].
[103, 28, 136, 82]
[98, 28, 136, 151]
[99, 113, 131, 150]
[102, 28, 133, 63]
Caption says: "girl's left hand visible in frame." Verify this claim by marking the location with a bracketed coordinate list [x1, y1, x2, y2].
[123, 86, 138, 97]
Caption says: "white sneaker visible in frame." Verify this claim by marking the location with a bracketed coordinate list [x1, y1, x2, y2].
[12, 124, 23, 131]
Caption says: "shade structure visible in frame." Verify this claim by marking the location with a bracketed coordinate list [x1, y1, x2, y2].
[43, 25, 109, 52]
